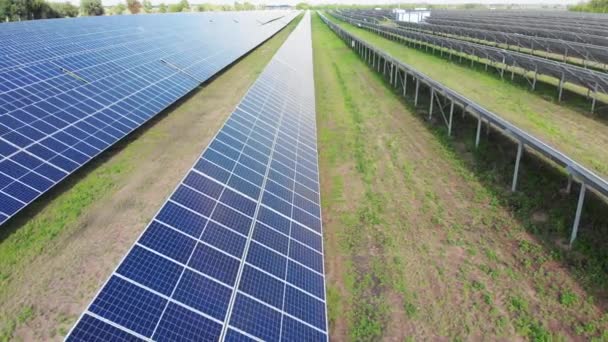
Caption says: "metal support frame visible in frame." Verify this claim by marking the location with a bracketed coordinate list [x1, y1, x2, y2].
[569, 183, 586, 246]
[320, 15, 608, 248]
[512, 141, 523, 192]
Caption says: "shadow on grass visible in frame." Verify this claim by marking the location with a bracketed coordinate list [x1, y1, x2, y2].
[0, 14, 302, 244]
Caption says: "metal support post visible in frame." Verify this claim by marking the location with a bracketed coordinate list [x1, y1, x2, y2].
[511, 142, 523, 192]
[414, 78, 420, 106]
[569, 183, 586, 246]
[558, 73, 565, 102]
[591, 82, 598, 113]
[448, 100, 454, 136]
[475, 115, 482, 148]
[429, 89, 434, 120]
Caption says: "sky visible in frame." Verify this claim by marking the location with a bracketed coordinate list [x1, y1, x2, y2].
[49, 0, 581, 8]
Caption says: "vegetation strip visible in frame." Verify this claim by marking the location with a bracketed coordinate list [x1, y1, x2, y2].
[313, 11, 607, 340]
[320, 12, 608, 247]
[323, 12, 608, 183]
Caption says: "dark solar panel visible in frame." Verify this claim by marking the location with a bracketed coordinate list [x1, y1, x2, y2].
[0, 11, 297, 225]
[67, 12, 328, 341]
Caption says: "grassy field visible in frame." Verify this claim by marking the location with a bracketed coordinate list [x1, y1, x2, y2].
[326, 14, 608, 182]
[0, 15, 301, 341]
[313, 12, 608, 340]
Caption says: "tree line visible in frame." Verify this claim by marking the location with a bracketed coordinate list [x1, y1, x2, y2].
[569, 0, 608, 12]
[1, 0, 291, 21]
[0, 0, 79, 21]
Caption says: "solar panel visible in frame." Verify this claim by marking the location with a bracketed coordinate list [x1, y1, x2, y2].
[67, 12, 328, 341]
[0, 11, 298, 225]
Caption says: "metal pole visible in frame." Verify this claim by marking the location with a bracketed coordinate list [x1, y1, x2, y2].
[403, 72, 408, 96]
[511, 142, 523, 192]
[566, 174, 573, 194]
[475, 115, 482, 148]
[448, 100, 454, 136]
[569, 183, 586, 246]
[591, 82, 598, 113]
[414, 78, 420, 106]
[558, 73, 565, 102]
[429, 89, 434, 120]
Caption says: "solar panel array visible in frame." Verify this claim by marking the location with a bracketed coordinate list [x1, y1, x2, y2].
[0, 11, 297, 225]
[67, 12, 328, 342]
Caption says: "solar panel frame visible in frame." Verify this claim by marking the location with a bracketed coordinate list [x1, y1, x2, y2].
[66, 11, 328, 341]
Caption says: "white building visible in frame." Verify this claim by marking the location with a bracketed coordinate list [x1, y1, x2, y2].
[393, 8, 431, 23]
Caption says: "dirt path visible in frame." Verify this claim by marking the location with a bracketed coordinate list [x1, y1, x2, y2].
[313, 13, 607, 341]
[0, 17, 301, 341]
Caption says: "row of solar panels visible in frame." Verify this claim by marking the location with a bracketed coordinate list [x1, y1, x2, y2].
[0, 11, 298, 225]
[331, 11, 608, 95]
[67, 12, 328, 341]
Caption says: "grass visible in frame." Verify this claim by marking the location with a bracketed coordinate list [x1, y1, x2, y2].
[326, 13, 608, 180]
[0, 15, 302, 341]
[313, 12, 608, 340]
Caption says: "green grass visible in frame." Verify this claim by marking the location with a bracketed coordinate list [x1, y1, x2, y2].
[314, 11, 608, 340]
[0, 153, 133, 294]
[326, 13, 608, 180]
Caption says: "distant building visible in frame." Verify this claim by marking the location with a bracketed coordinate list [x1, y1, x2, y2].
[393, 8, 430, 23]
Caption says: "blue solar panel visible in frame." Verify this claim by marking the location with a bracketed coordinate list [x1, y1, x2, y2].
[67, 12, 327, 341]
[0, 11, 298, 225]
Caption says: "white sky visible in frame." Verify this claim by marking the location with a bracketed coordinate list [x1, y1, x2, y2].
[50, 0, 580, 8]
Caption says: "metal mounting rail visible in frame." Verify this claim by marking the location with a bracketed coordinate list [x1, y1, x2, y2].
[319, 11, 608, 245]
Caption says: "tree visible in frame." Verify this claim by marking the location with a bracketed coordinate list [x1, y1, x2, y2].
[197, 3, 215, 11]
[168, 0, 188, 12]
[126, 0, 141, 13]
[570, 0, 608, 12]
[0, 0, 9, 21]
[295, 2, 309, 9]
[51, 2, 78, 17]
[112, 1, 125, 14]
[80, 0, 104, 16]
[234, 1, 254, 10]
[178, 0, 189, 11]
[158, 2, 166, 12]
[142, 0, 152, 12]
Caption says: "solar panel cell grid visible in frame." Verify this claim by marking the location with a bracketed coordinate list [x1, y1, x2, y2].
[68, 12, 327, 341]
[0, 11, 297, 225]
